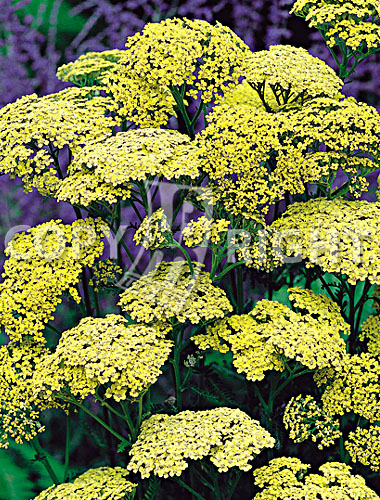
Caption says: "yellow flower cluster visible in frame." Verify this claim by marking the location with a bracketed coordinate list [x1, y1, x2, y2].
[0, 218, 107, 343]
[33, 315, 173, 402]
[271, 199, 380, 284]
[319, 353, 380, 422]
[197, 96, 380, 218]
[219, 80, 271, 110]
[283, 394, 342, 449]
[360, 314, 380, 358]
[193, 287, 348, 379]
[244, 45, 343, 110]
[0, 341, 49, 448]
[58, 129, 200, 206]
[57, 49, 124, 86]
[345, 426, 380, 472]
[134, 209, 173, 250]
[104, 18, 248, 127]
[181, 216, 230, 247]
[0, 87, 117, 194]
[118, 260, 232, 324]
[252, 458, 380, 499]
[291, 0, 380, 52]
[32, 467, 137, 499]
[89, 259, 123, 293]
[127, 408, 275, 478]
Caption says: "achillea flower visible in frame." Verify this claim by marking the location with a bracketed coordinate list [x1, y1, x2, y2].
[32, 467, 137, 499]
[134, 209, 173, 250]
[360, 314, 380, 358]
[0, 341, 51, 449]
[118, 260, 233, 324]
[57, 49, 125, 86]
[345, 426, 380, 471]
[89, 259, 123, 293]
[0, 87, 117, 195]
[0, 218, 107, 343]
[33, 315, 173, 402]
[271, 199, 380, 284]
[291, 0, 380, 53]
[244, 45, 343, 110]
[103, 18, 249, 126]
[193, 287, 348, 380]
[283, 394, 342, 449]
[196, 96, 380, 218]
[181, 216, 230, 247]
[127, 408, 275, 478]
[318, 353, 380, 422]
[252, 458, 380, 499]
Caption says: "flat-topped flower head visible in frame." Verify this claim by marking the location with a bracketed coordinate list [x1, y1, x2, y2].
[0, 87, 117, 194]
[271, 199, 380, 284]
[283, 394, 342, 449]
[33, 315, 173, 402]
[318, 353, 380, 422]
[0, 218, 107, 343]
[291, 0, 380, 54]
[253, 458, 380, 499]
[244, 45, 343, 111]
[134, 209, 173, 250]
[127, 408, 275, 478]
[0, 341, 51, 449]
[360, 314, 380, 358]
[197, 96, 380, 219]
[33, 467, 137, 499]
[345, 425, 380, 472]
[194, 287, 348, 380]
[118, 260, 233, 324]
[181, 216, 230, 247]
[57, 49, 124, 86]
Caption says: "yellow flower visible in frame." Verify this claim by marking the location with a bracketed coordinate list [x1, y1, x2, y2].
[32, 467, 137, 499]
[360, 314, 380, 358]
[181, 216, 230, 247]
[118, 260, 233, 324]
[345, 425, 380, 471]
[134, 209, 173, 250]
[127, 408, 275, 478]
[33, 315, 173, 402]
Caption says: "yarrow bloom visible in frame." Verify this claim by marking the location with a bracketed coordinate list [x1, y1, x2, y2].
[56, 49, 125, 86]
[33, 315, 173, 402]
[244, 45, 343, 110]
[196, 96, 380, 218]
[0, 87, 117, 196]
[291, 0, 380, 54]
[0, 218, 107, 343]
[118, 260, 233, 324]
[0, 341, 51, 449]
[283, 394, 342, 449]
[89, 259, 123, 293]
[127, 408, 275, 478]
[181, 216, 230, 247]
[360, 314, 380, 358]
[193, 287, 348, 380]
[345, 425, 380, 471]
[103, 18, 249, 126]
[252, 457, 380, 499]
[58, 129, 200, 207]
[134, 209, 173, 250]
[271, 199, 380, 284]
[33, 466, 137, 499]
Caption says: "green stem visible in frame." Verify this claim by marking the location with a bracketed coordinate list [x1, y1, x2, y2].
[226, 470, 243, 500]
[171, 241, 195, 275]
[174, 478, 207, 500]
[32, 439, 60, 485]
[236, 266, 244, 313]
[120, 400, 137, 441]
[64, 413, 71, 481]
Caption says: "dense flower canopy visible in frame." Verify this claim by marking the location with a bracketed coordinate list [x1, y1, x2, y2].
[33, 467, 137, 499]
[0, 219, 107, 343]
[244, 45, 343, 110]
[118, 260, 233, 324]
[127, 408, 275, 478]
[0, 87, 117, 195]
[271, 199, 380, 284]
[252, 458, 380, 499]
[33, 315, 173, 401]
[196, 96, 380, 218]
[193, 287, 348, 380]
